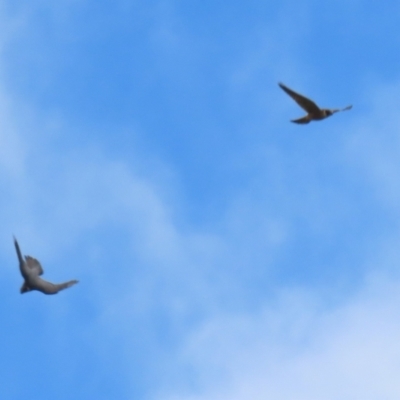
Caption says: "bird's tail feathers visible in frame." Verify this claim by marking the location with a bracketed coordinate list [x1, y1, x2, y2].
[20, 281, 31, 294]
[332, 105, 352, 113]
[342, 105, 352, 111]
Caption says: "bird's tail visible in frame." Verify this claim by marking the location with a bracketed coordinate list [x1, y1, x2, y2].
[333, 105, 353, 113]
[20, 281, 31, 294]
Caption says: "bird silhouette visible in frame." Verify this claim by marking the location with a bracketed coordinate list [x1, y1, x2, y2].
[279, 82, 352, 124]
[14, 237, 78, 295]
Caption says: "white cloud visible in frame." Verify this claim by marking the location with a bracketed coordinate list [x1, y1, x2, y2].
[152, 274, 400, 400]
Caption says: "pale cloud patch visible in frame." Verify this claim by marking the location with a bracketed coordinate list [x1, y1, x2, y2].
[153, 274, 400, 400]
[136, 77, 400, 400]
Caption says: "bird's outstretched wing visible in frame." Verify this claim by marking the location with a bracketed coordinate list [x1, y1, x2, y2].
[35, 277, 79, 295]
[279, 83, 321, 114]
[14, 237, 29, 279]
[291, 116, 311, 124]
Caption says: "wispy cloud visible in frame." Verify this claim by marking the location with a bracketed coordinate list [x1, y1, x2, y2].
[3, 1, 400, 400]
[155, 274, 400, 400]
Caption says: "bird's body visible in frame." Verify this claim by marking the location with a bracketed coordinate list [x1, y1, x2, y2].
[279, 82, 352, 124]
[14, 237, 78, 295]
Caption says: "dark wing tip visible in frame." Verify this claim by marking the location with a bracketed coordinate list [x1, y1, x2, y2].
[278, 82, 294, 97]
[67, 280, 79, 289]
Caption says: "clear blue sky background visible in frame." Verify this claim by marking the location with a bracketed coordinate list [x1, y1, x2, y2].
[2, 1, 400, 399]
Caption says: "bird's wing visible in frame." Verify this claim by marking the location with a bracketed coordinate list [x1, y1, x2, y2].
[14, 237, 29, 279]
[279, 83, 321, 113]
[25, 256, 44, 276]
[291, 116, 310, 124]
[33, 277, 78, 295]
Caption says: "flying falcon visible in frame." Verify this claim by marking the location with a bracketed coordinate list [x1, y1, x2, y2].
[279, 82, 352, 124]
[14, 237, 78, 295]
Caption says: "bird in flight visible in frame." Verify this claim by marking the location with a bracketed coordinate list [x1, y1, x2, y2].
[279, 82, 352, 124]
[14, 237, 78, 295]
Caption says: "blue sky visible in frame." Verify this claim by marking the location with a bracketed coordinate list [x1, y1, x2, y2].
[2, 0, 400, 399]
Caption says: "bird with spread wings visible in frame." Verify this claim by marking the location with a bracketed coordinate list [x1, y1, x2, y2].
[14, 237, 78, 295]
[279, 82, 352, 124]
